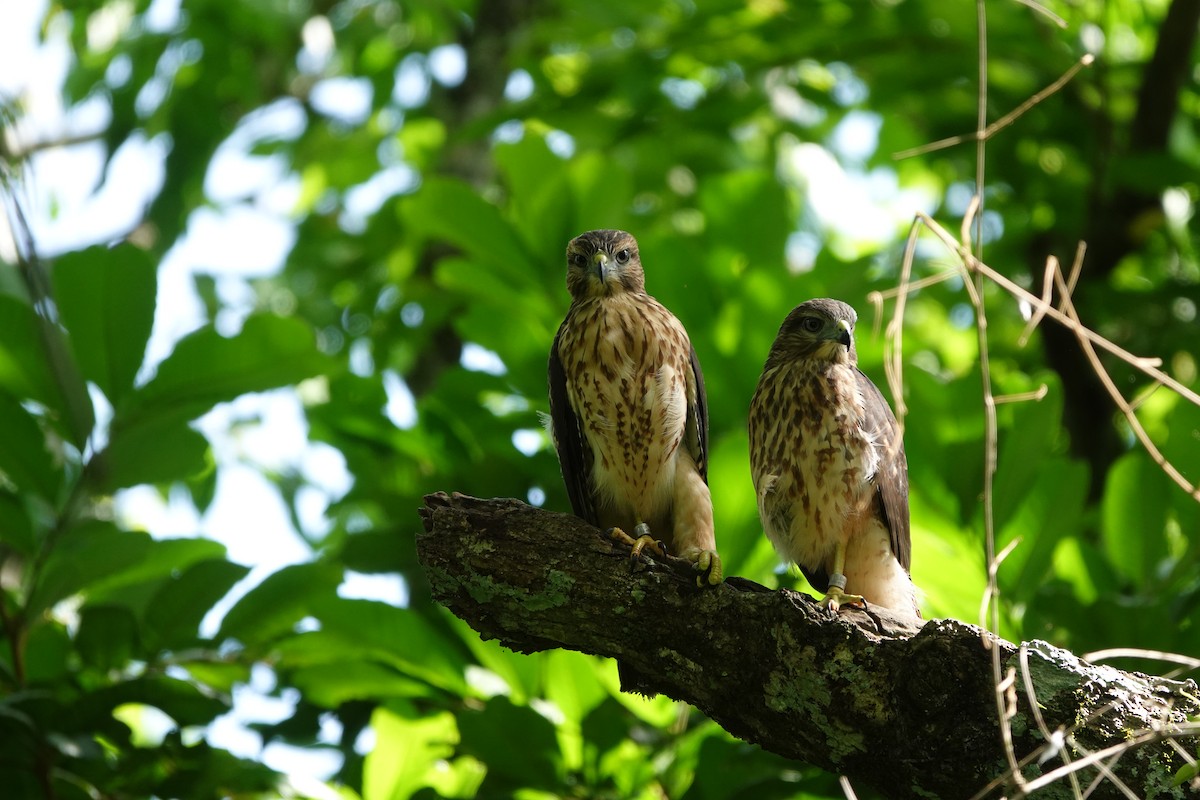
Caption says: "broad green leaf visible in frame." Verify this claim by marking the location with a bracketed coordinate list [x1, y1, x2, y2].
[1174, 760, 1200, 787]
[363, 702, 458, 800]
[402, 177, 533, 282]
[494, 135, 573, 262]
[68, 676, 229, 732]
[456, 696, 561, 790]
[51, 244, 157, 408]
[123, 314, 331, 424]
[543, 650, 606, 773]
[996, 457, 1088, 598]
[95, 414, 211, 491]
[446, 614, 539, 704]
[292, 661, 430, 707]
[310, 596, 470, 695]
[0, 295, 58, 403]
[76, 605, 139, 671]
[991, 386, 1063, 532]
[542, 650, 606, 726]
[566, 151, 634, 232]
[142, 559, 251, 652]
[0, 295, 93, 445]
[179, 660, 252, 694]
[0, 491, 35, 555]
[697, 169, 790, 268]
[23, 621, 71, 684]
[342, 529, 418, 574]
[1161, 399, 1200, 490]
[1101, 452, 1171, 588]
[1051, 537, 1100, 605]
[218, 561, 343, 644]
[0, 391, 58, 500]
[29, 521, 225, 617]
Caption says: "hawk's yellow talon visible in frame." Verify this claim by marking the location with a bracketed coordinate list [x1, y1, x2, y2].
[630, 534, 666, 562]
[609, 526, 666, 563]
[820, 582, 865, 614]
[693, 549, 723, 586]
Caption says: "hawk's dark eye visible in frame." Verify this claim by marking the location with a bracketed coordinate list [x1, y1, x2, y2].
[800, 317, 823, 333]
[569, 253, 588, 269]
[615, 248, 631, 264]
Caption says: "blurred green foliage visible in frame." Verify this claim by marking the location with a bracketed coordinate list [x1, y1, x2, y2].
[1, 0, 1198, 797]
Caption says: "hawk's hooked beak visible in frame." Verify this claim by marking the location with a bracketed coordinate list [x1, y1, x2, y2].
[590, 251, 609, 283]
[834, 319, 852, 349]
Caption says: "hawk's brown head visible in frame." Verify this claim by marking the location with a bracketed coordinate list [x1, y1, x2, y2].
[565, 229, 646, 299]
[765, 297, 858, 368]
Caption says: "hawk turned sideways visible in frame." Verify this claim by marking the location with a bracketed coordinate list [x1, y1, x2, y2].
[748, 298, 918, 617]
[548, 229, 722, 587]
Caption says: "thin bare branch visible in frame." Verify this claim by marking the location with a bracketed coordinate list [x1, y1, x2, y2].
[993, 385, 1049, 404]
[1011, 0, 1068, 27]
[893, 54, 1095, 160]
[1022, 723, 1200, 793]
[1084, 648, 1200, 671]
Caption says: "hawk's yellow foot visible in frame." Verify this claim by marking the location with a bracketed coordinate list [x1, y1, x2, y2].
[681, 547, 723, 587]
[820, 573, 865, 613]
[608, 524, 666, 565]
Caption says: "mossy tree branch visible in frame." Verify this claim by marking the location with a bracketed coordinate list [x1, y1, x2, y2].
[417, 493, 1199, 799]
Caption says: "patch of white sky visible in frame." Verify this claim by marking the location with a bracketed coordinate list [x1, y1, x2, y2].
[782, 108, 939, 271]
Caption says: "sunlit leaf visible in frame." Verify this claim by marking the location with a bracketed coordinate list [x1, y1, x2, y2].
[142, 559, 251, 652]
[69, 676, 229, 731]
[402, 177, 533, 283]
[218, 561, 343, 645]
[52, 244, 156, 408]
[309, 596, 470, 695]
[1102, 453, 1171, 588]
[29, 522, 225, 618]
[94, 414, 212, 491]
[363, 702, 457, 800]
[123, 314, 332, 425]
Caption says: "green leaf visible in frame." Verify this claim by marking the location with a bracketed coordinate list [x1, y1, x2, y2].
[0, 391, 59, 500]
[542, 650, 605, 726]
[0, 295, 58, 403]
[0, 295, 93, 445]
[310, 597, 470, 695]
[996, 457, 1088, 598]
[0, 490, 35, 555]
[292, 661, 431, 707]
[456, 697, 561, 790]
[446, 615, 539, 704]
[95, 414, 211, 491]
[23, 621, 71, 684]
[494, 135, 573, 263]
[1101, 452, 1171, 588]
[218, 561, 342, 644]
[29, 521, 225, 617]
[123, 314, 331, 425]
[76, 605, 139, 671]
[68, 676, 229, 732]
[51, 244, 157, 409]
[992, 387, 1063, 532]
[402, 177, 533, 282]
[697, 169, 790, 267]
[1173, 759, 1199, 787]
[142, 559, 251, 651]
[363, 702, 458, 800]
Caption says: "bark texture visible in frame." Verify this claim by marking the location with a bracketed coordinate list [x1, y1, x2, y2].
[417, 493, 1200, 800]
